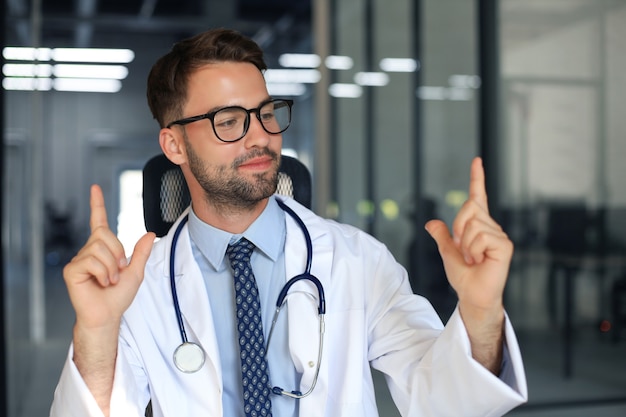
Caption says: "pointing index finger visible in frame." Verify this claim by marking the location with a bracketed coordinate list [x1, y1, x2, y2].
[89, 184, 110, 233]
[469, 157, 489, 213]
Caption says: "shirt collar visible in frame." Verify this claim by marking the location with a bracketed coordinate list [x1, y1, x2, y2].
[187, 196, 286, 270]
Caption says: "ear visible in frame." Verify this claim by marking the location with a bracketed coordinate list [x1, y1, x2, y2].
[159, 127, 186, 166]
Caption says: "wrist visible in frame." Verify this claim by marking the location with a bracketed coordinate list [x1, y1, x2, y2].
[72, 321, 120, 370]
[72, 322, 119, 415]
[458, 302, 505, 375]
[459, 301, 504, 326]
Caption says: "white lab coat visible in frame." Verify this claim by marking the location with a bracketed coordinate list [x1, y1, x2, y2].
[51, 196, 527, 417]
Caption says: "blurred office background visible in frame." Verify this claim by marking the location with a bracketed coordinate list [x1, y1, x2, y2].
[2, 0, 626, 415]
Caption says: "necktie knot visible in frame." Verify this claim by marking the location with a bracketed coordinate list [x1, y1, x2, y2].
[227, 238, 255, 265]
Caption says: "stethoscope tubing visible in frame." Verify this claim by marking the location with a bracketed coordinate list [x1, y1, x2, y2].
[170, 214, 190, 344]
[276, 199, 325, 314]
[168, 199, 325, 392]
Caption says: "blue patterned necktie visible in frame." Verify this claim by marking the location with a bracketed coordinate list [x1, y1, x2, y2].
[226, 238, 273, 417]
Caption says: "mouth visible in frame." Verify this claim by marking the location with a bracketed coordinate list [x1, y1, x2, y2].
[236, 152, 278, 173]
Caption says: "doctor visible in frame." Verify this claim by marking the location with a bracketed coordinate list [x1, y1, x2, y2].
[51, 28, 527, 417]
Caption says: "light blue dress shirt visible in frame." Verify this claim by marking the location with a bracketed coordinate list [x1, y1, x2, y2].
[187, 196, 299, 417]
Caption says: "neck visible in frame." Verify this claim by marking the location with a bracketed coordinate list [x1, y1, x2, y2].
[190, 197, 269, 234]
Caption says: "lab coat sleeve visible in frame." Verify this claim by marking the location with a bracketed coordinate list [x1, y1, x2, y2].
[375, 305, 527, 417]
[366, 246, 527, 417]
[50, 341, 148, 417]
[408, 307, 528, 415]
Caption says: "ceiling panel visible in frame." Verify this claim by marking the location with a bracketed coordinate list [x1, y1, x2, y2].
[5, 0, 312, 53]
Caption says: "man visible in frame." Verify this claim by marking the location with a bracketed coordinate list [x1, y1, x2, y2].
[51, 28, 527, 417]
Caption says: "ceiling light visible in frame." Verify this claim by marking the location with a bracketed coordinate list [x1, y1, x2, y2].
[417, 86, 447, 100]
[2, 77, 52, 91]
[53, 78, 122, 93]
[53, 64, 129, 80]
[266, 82, 307, 97]
[2, 47, 134, 64]
[51, 48, 135, 63]
[279, 53, 321, 68]
[264, 69, 321, 84]
[3, 46, 134, 93]
[417, 86, 473, 101]
[325, 55, 353, 70]
[379, 58, 419, 72]
[328, 83, 362, 98]
[3, 47, 52, 61]
[3, 63, 128, 80]
[3, 63, 53, 77]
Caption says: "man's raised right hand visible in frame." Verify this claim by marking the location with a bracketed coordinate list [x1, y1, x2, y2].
[63, 184, 155, 330]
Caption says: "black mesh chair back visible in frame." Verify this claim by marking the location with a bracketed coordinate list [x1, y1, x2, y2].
[142, 153, 312, 237]
[275, 154, 312, 209]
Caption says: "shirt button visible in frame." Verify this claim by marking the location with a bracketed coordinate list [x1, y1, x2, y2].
[308, 361, 315, 368]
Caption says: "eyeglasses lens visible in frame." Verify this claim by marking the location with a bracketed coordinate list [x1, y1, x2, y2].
[213, 100, 291, 142]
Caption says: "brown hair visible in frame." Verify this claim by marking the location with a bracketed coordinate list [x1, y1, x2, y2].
[146, 28, 267, 127]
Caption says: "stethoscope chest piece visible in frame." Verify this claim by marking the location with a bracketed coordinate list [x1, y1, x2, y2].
[173, 342, 206, 373]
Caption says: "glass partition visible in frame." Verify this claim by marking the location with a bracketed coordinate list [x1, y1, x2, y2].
[499, 1, 626, 414]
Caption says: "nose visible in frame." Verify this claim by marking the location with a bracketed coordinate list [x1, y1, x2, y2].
[243, 112, 272, 147]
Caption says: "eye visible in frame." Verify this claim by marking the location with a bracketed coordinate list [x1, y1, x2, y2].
[259, 109, 275, 122]
[214, 109, 245, 130]
[215, 117, 238, 128]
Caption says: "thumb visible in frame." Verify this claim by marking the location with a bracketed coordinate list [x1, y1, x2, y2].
[126, 232, 156, 276]
[424, 220, 462, 263]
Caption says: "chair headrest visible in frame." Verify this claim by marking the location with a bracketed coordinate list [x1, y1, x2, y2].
[142, 153, 312, 237]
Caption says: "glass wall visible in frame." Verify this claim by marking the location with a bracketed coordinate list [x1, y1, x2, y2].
[499, 1, 626, 414]
[328, 0, 626, 414]
[332, 0, 415, 259]
[328, 0, 480, 321]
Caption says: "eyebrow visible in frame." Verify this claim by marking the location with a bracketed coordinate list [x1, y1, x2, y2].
[203, 96, 274, 114]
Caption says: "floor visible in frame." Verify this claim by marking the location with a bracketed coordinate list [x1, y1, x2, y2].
[5, 254, 626, 417]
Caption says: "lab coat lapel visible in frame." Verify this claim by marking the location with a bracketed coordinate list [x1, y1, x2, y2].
[282, 200, 331, 416]
[164, 218, 223, 386]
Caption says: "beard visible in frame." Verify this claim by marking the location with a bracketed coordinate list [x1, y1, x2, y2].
[185, 141, 279, 210]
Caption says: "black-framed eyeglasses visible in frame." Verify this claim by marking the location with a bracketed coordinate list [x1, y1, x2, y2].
[166, 98, 294, 143]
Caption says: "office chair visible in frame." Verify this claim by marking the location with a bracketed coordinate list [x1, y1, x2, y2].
[142, 153, 312, 237]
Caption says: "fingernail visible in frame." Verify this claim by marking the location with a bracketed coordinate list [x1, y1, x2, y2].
[119, 257, 128, 268]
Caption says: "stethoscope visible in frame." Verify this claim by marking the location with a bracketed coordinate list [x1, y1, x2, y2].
[169, 199, 325, 399]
